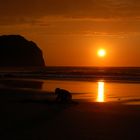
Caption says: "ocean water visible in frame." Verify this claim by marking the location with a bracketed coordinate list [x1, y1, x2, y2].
[41, 67, 140, 104]
[44, 66, 140, 82]
[1, 66, 140, 104]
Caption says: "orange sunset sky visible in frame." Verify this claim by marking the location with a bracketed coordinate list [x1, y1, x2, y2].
[0, 0, 140, 67]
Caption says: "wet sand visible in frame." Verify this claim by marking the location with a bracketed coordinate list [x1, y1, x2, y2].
[0, 89, 140, 140]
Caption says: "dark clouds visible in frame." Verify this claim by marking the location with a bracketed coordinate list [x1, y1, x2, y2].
[0, 0, 140, 25]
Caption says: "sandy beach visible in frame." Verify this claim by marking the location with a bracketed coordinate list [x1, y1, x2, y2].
[0, 90, 140, 140]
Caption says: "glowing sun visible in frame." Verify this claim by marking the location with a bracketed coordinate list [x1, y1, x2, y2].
[97, 49, 106, 57]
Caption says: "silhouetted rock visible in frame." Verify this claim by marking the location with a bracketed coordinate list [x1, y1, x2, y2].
[0, 35, 45, 67]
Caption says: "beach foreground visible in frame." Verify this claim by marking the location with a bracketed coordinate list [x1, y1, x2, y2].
[0, 95, 140, 140]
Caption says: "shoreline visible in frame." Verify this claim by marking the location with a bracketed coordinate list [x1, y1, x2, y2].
[0, 80, 140, 139]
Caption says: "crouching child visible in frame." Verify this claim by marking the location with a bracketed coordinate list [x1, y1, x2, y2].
[55, 88, 72, 103]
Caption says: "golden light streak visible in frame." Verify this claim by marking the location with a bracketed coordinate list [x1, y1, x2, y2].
[97, 81, 105, 102]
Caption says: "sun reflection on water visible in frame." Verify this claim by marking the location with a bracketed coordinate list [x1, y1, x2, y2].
[97, 81, 105, 102]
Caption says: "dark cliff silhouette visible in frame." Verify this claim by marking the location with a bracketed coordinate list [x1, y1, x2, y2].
[0, 35, 45, 67]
